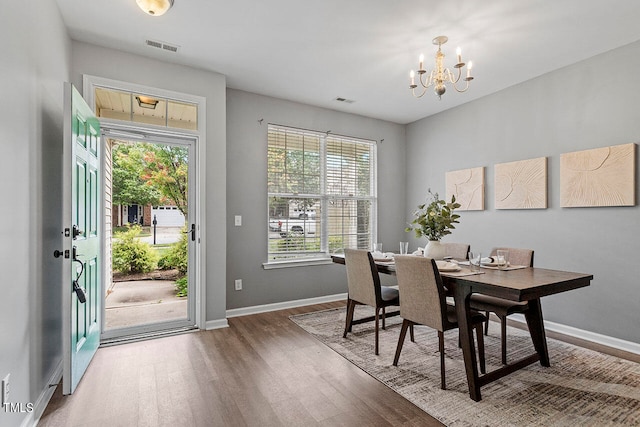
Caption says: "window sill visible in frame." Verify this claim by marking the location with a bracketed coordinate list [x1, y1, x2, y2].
[262, 257, 334, 270]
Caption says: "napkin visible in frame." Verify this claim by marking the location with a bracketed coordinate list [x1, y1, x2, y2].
[435, 260, 456, 269]
[435, 260, 460, 271]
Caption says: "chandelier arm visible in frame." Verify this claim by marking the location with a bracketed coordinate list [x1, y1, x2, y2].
[411, 86, 429, 98]
[451, 79, 471, 93]
[442, 68, 462, 85]
[418, 71, 433, 89]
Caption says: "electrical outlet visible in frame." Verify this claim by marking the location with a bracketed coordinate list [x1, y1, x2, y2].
[234, 279, 242, 291]
[2, 373, 9, 405]
[234, 215, 242, 226]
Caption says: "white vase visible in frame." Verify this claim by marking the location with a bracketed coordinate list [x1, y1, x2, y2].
[424, 240, 446, 260]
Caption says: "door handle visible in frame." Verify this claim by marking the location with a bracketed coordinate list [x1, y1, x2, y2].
[72, 245, 87, 304]
[183, 224, 196, 241]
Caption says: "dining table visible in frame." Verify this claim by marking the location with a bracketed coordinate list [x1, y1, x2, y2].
[331, 253, 593, 401]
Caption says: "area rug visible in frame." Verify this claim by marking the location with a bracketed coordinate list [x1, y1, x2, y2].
[290, 306, 640, 426]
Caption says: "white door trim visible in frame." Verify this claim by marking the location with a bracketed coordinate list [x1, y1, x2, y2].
[83, 75, 207, 334]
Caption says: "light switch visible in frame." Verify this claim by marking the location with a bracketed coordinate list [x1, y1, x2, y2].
[234, 215, 242, 226]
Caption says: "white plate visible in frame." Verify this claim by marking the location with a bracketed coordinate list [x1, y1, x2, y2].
[484, 262, 509, 268]
[373, 252, 395, 262]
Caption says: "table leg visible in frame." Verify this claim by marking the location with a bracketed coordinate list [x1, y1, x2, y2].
[524, 298, 550, 367]
[453, 282, 481, 401]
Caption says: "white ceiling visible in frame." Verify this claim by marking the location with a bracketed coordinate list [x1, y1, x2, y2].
[55, 0, 640, 124]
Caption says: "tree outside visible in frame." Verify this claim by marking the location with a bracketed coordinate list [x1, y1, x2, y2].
[112, 142, 188, 215]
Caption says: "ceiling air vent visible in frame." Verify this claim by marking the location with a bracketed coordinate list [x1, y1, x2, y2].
[162, 43, 178, 52]
[145, 39, 179, 53]
[145, 39, 162, 49]
[335, 97, 355, 104]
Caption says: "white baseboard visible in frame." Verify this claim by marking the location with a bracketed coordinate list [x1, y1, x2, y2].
[225, 293, 348, 319]
[27, 360, 62, 427]
[509, 314, 640, 355]
[218, 295, 639, 356]
[204, 318, 229, 330]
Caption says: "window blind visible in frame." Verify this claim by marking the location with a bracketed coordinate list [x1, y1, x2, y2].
[267, 125, 376, 262]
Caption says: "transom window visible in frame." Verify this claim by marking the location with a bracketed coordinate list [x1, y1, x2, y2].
[267, 124, 377, 264]
[94, 87, 198, 130]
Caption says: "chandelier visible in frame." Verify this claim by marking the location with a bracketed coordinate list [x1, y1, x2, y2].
[409, 36, 474, 99]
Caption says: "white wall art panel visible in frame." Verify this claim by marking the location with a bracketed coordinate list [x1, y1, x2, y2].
[560, 143, 636, 207]
[445, 167, 484, 211]
[495, 157, 547, 209]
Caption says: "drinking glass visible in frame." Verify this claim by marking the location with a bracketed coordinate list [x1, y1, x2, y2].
[496, 249, 509, 270]
[399, 242, 409, 255]
[373, 242, 383, 253]
[468, 251, 481, 272]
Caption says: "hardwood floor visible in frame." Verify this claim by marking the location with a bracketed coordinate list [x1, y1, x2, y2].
[39, 302, 639, 426]
[39, 302, 443, 427]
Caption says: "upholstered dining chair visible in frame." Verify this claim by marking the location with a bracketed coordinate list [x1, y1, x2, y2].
[343, 249, 400, 355]
[443, 242, 470, 260]
[393, 255, 486, 390]
[470, 247, 534, 365]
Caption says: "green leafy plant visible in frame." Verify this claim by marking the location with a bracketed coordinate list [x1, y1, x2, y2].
[158, 229, 188, 274]
[406, 189, 461, 241]
[175, 276, 188, 297]
[112, 225, 157, 274]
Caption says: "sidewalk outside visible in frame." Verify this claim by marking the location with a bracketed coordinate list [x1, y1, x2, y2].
[106, 226, 186, 330]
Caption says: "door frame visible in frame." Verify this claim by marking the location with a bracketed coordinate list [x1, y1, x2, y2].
[101, 131, 198, 339]
[83, 75, 207, 335]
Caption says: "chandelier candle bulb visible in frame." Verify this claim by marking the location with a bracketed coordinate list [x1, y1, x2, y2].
[419, 54, 424, 71]
[467, 61, 473, 78]
[410, 70, 416, 87]
[456, 47, 462, 63]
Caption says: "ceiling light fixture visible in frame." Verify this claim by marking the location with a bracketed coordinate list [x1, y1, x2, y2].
[136, 95, 159, 109]
[409, 36, 474, 99]
[136, 0, 174, 16]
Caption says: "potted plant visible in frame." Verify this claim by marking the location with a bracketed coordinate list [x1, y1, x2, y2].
[406, 189, 461, 259]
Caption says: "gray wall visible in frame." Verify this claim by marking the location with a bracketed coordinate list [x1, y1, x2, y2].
[0, 2, 71, 427]
[70, 42, 228, 323]
[406, 41, 640, 344]
[226, 89, 406, 309]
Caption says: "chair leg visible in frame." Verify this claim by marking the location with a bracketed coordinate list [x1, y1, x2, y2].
[438, 331, 446, 390]
[475, 323, 486, 374]
[374, 308, 380, 355]
[393, 320, 410, 366]
[500, 315, 508, 365]
[343, 299, 355, 338]
[409, 324, 415, 342]
[484, 311, 490, 335]
[381, 306, 386, 330]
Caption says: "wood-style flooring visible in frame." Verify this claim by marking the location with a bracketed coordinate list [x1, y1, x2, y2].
[39, 302, 638, 426]
[39, 302, 443, 427]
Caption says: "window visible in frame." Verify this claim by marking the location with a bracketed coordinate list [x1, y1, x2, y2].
[267, 124, 377, 264]
[94, 87, 198, 130]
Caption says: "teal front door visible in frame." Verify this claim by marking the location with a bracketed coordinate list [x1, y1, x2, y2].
[62, 83, 101, 394]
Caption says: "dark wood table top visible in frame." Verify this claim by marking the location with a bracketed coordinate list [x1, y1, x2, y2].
[330, 254, 593, 302]
[450, 267, 593, 301]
